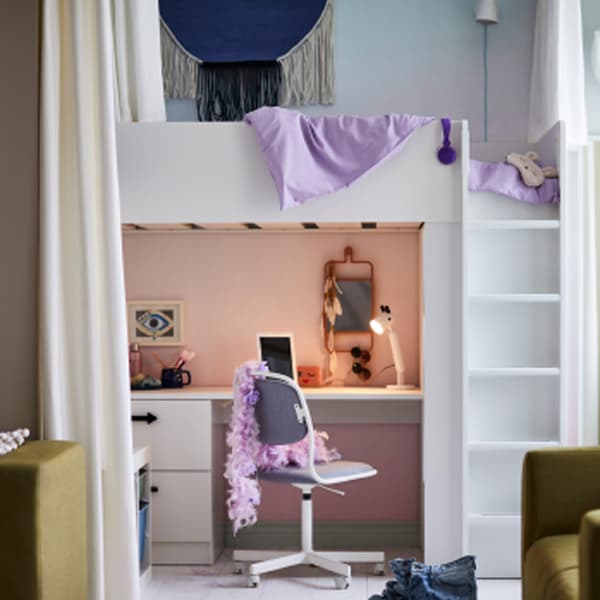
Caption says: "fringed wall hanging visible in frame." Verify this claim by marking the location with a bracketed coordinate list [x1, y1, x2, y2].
[160, 0, 334, 121]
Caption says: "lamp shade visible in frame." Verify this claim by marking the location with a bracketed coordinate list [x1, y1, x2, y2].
[369, 305, 412, 389]
[369, 315, 388, 335]
[475, 0, 499, 24]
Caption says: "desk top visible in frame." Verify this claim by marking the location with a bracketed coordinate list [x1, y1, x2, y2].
[132, 445, 150, 470]
[131, 385, 423, 402]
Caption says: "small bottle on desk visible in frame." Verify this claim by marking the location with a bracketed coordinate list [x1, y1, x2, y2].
[129, 343, 142, 377]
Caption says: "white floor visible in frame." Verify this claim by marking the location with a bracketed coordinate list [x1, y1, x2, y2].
[142, 549, 521, 599]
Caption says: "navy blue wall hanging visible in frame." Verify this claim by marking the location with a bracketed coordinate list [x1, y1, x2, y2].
[160, 0, 334, 121]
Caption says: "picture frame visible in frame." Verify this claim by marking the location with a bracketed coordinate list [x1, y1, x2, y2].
[127, 300, 184, 346]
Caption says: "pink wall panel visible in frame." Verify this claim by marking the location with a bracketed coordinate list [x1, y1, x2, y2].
[123, 231, 421, 523]
[256, 424, 421, 522]
[122, 231, 421, 387]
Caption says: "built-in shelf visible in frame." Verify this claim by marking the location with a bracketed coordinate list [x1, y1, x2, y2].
[468, 219, 560, 230]
[468, 513, 520, 521]
[466, 125, 563, 579]
[469, 293, 560, 303]
[468, 441, 560, 452]
[469, 367, 560, 377]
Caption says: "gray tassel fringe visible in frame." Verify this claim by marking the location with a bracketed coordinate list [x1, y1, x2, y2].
[160, 20, 199, 98]
[278, 0, 334, 106]
[196, 62, 281, 122]
[160, 0, 334, 110]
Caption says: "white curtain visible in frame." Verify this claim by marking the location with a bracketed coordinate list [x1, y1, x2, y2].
[528, 0, 588, 148]
[112, 0, 166, 122]
[529, 0, 598, 445]
[40, 1, 140, 599]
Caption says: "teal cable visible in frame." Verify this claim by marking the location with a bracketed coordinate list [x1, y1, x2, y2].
[483, 24, 489, 142]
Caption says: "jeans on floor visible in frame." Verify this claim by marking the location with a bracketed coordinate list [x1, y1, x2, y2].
[369, 555, 477, 600]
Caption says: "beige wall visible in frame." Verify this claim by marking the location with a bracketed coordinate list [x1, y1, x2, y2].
[0, 1, 39, 436]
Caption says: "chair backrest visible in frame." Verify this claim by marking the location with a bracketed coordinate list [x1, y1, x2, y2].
[254, 374, 310, 445]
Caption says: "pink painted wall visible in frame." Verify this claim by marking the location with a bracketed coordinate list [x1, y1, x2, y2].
[257, 424, 420, 521]
[123, 231, 422, 523]
[122, 231, 421, 387]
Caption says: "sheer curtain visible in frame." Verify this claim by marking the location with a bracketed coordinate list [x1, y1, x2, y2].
[529, 0, 587, 147]
[40, 1, 140, 598]
[529, 0, 598, 445]
[112, 0, 166, 122]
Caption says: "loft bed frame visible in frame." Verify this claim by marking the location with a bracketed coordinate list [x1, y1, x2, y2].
[116, 118, 565, 570]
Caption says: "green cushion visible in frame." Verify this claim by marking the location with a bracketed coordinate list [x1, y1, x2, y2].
[580, 509, 600, 600]
[524, 534, 578, 600]
[0, 441, 87, 599]
[522, 447, 600, 559]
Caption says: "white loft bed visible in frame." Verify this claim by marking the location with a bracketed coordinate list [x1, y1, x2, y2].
[464, 121, 565, 577]
[117, 120, 465, 225]
[116, 118, 566, 571]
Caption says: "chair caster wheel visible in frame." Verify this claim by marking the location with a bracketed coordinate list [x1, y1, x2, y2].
[233, 561, 243, 574]
[334, 575, 350, 589]
[374, 563, 385, 576]
[248, 574, 260, 587]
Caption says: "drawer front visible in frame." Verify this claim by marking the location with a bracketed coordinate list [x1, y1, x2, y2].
[151, 471, 212, 542]
[132, 400, 211, 470]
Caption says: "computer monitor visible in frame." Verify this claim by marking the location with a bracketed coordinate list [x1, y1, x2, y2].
[256, 333, 297, 381]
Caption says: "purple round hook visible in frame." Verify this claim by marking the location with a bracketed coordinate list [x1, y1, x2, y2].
[437, 117, 456, 165]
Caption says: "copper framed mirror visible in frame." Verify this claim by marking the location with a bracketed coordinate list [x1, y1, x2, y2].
[323, 246, 374, 353]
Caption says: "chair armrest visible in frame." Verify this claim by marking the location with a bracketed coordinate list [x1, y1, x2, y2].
[580, 509, 600, 600]
[522, 447, 600, 565]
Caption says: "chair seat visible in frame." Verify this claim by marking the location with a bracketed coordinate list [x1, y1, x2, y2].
[524, 534, 579, 600]
[258, 460, 376, 485]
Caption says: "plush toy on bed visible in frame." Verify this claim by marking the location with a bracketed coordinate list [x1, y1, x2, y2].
[505, 151, 559, 187]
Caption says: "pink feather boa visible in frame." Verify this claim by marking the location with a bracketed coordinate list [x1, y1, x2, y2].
[224, 361, 340, 534]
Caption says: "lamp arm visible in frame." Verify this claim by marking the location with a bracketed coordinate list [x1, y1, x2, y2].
[387, 329, 406, 386]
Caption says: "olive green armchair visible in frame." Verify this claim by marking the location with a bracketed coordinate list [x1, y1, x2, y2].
[0, 440, 87, 599]
[522, 447, 600, 600]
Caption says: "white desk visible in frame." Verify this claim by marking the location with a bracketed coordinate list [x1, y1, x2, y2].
[131, 385, 423, 401]
[131, 386, 423, 425]
[131, 386, 423, 565]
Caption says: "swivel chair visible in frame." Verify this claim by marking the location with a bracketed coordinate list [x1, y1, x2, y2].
[233, 370, 385, 589]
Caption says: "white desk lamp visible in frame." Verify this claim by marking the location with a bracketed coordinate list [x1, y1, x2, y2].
[370, 305, 413, 390]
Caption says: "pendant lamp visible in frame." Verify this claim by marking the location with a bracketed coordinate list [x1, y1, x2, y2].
[475, 0, 499, 25]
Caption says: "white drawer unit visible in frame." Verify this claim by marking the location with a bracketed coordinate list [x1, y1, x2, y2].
[131, 399, 224, 565]
[131, 401, 211, 470]
[151, 472, 212, 542]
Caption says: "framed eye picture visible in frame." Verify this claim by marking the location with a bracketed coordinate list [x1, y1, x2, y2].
[127, 300, 184, 346]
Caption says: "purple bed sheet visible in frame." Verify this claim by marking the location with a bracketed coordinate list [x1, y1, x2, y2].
[244, 107, 435, 210]
[469, 159, 559, 205]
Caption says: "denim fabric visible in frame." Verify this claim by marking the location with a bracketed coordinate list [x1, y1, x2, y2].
[409, 556, 477, 600]
[369, 556, 477, 600]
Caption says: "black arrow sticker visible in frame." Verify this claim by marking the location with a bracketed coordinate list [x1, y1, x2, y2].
[131, 412, 158, 425]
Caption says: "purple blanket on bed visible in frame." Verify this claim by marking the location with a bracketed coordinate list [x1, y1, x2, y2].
[244, 107, 435, 210]
[469, 159, 560, 204]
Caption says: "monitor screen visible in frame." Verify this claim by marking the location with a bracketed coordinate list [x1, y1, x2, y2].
[257, 334, 296, 381]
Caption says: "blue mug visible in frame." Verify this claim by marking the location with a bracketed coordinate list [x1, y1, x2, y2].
[161, 368, 192, 388]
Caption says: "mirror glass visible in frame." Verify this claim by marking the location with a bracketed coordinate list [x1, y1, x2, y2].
[326, 280, 372, 332]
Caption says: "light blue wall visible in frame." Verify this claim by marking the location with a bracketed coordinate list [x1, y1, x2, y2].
[167, 0, 537, 143]
[583, 0, 600, 135]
